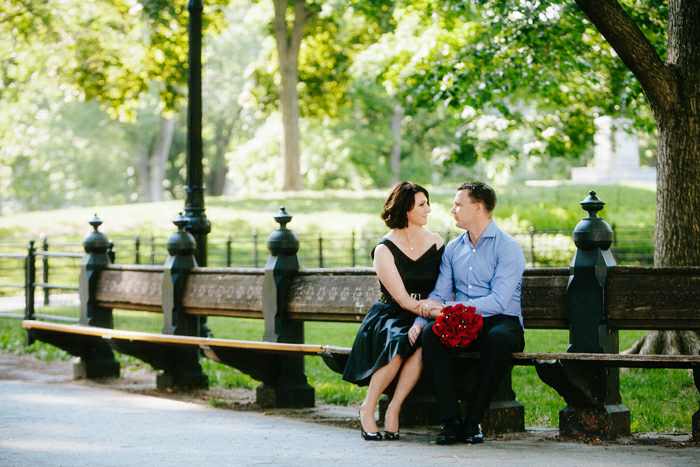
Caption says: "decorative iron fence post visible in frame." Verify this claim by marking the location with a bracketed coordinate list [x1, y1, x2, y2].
[258, 207, 314, 408]
[108, 240, 115, 263]
[226, 233, 232, 267]
[158, 212, 208, 389]
[528, 224, 536, 266]
[318, 232, 323, 268]
[75, 215, 120, 378]
[536, 191, 629, 439]
[252, 229, 259, 267]
[24, 240, 36, 345]
[134, 235, 141, 264]
[41, 235, 49, 306]
[351, 229, 356, 267]
[150, 234, 156, 265]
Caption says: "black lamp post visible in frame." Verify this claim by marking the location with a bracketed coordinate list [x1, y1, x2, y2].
[184, 0, 211, 266]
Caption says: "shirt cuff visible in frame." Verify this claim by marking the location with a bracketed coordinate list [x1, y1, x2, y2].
[414, 316, 428, 326]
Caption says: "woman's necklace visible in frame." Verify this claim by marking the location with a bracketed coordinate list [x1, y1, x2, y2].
[395, 232, 417, 251]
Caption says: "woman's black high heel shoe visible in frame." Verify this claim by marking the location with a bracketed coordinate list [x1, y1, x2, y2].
[383, 431, 400, 441]
[358, 412, 383, 441]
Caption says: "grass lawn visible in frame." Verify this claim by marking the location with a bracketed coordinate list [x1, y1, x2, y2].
[1, 183, 656, 242]
[2, 305, 695, 434]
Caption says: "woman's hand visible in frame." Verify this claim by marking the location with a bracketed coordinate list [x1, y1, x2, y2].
[415, 299, 444, 318]
[408, 323, 425, 346]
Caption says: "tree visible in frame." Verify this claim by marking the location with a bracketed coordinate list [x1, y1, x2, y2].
[243, 1, 397, 191]
[348, 1, 614, 185]
[0, 0, 226, 208]
[422, 0, 698, 354]
[572, 0, 699, 356]
[271, 0, 311, 191]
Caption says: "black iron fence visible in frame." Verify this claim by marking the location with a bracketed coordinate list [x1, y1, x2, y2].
[0, 225, 655, 310]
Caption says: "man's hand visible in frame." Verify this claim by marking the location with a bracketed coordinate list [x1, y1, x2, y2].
[415, 299, 444, 318]
[408, 323, 425, 346]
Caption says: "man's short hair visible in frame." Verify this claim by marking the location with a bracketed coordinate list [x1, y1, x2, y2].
[458, 182, 497, 213]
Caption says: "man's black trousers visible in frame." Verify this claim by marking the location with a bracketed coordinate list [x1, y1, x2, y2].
[422, 314, 525, 423]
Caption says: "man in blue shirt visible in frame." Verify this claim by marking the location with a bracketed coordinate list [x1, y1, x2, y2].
[415, 182, 526, 445]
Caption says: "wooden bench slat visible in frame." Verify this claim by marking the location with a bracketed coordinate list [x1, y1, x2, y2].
[22, 321, 331, 356]
[183, 273, 264, 312]
[607, 267, 700, 328]
[24, 321, 700, 369]
[96, 268, 163, 307]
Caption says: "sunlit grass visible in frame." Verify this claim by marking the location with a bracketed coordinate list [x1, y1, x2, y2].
[1, 184, 655, 242]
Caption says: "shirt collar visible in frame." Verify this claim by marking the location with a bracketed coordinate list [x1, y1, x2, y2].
[462, 219, 497, 247]
[481, 219, 498, 239]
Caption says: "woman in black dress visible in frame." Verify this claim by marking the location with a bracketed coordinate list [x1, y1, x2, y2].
[343, 181, 444, 441]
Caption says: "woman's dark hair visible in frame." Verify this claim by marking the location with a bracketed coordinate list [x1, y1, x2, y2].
[458, 181, 497, 213]
[381, 181, 430, 229]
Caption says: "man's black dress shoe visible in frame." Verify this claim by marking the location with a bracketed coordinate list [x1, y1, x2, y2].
[436, 418, 463, 445]
[358, 412, 383, 441]
[463, 421, 483, 444]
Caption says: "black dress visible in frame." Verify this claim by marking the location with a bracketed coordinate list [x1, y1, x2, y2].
[342, 238, 444, 386]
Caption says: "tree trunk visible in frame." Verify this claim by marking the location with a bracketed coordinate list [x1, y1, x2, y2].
[273, 0, 309, 192]
[389, 105, 403, 186]
[149, 115, 176, 202]
[574, 0, 700, 355]
[133, 138, 152, 202]
[207, 118, 231, 196]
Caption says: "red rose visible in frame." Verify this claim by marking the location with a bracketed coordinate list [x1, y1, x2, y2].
[466, 305, 476, 314]
[433, 322, 445, 335]
[447, 312, 461, 327]
[448, 335, 461, 347]
[462, 312, 473, 324]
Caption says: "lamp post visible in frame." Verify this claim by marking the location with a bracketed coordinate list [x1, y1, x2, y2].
[184, 0, 211, 266]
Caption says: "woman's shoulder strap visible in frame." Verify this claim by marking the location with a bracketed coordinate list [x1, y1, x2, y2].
[371, 237, 401, 260]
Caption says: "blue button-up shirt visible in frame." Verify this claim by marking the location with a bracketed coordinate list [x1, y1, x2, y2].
[416, 220, 526, 328]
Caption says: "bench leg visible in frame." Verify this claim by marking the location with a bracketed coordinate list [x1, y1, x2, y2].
[72, 344, 121, 379]
[379, 360, 524, 433]
[108, 340, 207, 390]
[255, 354, 315, 409]
[558, 404, 630, 439]
[536, 360, 630, 439]
[203, 347, 314, 408]
[27, 328, 120, 379]
[378, 376, 441, 426]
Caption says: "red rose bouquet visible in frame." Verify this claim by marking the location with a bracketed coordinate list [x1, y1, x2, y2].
[432, 303, 483, 348]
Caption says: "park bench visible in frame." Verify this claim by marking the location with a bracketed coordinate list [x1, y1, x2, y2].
[23, 195, 700, 440]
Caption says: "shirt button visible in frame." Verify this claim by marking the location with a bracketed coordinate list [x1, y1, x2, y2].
[472, 249, 476, 252]
[469, 267, 472, 270]
[468, 285, 472, 288]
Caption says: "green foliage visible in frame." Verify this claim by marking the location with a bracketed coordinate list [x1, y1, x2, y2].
[342, 0, 664, 184]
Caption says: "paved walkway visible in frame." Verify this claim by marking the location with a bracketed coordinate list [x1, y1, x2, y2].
[0, 293, 79, 314]
[1, 355, 698, 466]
